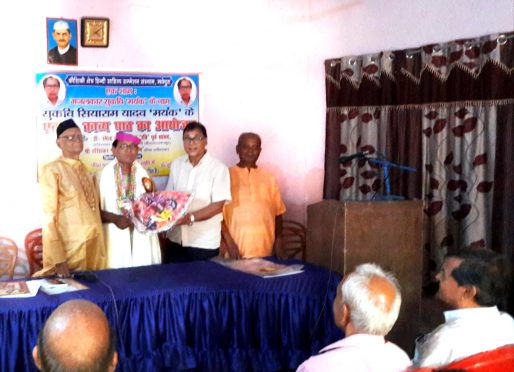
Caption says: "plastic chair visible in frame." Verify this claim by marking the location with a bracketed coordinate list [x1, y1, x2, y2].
[24, 228, 43, 276]
[410, 344, 514, 372]
[275, 219, 306, 260]
[441, 344, 514, 371]
[0, 236, 18, 280]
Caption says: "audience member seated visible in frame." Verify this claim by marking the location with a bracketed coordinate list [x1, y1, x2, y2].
[32, 299, 117, 372]
[222, 132, 286, 259]
[297, 263, 411, 372]
[411, 248, 514, 369]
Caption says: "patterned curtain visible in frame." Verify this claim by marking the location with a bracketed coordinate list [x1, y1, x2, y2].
[324, 31, 514, 311]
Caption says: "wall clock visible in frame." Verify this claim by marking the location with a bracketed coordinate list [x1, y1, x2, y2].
[81, 17, 109, 47]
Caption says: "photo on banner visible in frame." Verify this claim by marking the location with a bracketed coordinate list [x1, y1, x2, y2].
[35, 72, 200, 178]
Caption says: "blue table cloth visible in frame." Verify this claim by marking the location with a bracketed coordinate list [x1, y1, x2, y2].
[0, 258, 342, 372]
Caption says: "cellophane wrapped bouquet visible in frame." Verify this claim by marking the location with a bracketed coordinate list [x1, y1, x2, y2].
[131, 191, 193, 234]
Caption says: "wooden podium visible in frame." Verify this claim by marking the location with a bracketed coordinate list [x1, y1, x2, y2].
[306, 199, 423, 354]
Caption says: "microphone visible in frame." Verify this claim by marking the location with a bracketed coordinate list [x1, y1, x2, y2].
[339, 150, 370, 163]
[71, 272, 98, 282]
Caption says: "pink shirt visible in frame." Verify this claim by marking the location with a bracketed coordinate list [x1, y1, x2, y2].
[296, 334, 411, 372]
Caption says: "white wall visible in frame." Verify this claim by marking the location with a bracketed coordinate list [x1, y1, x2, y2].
[0, 0, 512, 253]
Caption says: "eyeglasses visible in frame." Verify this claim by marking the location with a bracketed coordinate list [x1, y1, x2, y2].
[59, 135, 84, 142]
[183, 136, 204, 144]
[117, 143, 139, 151]
[179, 86, 192, 90]
[44, 84, 59, 89]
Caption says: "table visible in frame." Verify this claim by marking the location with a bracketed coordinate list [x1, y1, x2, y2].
[0, 258, 342, 372]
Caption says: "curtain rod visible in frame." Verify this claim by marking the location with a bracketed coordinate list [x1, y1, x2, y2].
[328, 33, 514, 65]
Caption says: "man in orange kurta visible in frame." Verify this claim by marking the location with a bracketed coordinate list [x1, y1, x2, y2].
[222, 133, 286, 258]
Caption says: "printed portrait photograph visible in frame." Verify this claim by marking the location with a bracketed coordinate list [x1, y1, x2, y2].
[47, 18, 78, 66]
[173, 77, 197, 107]
[38, 74, 67, 108]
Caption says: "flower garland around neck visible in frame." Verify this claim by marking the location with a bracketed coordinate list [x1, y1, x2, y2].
[115, 161, 136, 216]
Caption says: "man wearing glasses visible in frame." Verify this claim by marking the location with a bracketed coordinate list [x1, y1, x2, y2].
[42, 75, 64, 107]
[98, 132, 161, 268]
[176, 78, 195, 107]
[164, 121, 231, 262]
[35, 119, 106, 277]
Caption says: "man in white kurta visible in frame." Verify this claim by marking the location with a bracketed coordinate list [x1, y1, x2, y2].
[99, 132, 161, 268]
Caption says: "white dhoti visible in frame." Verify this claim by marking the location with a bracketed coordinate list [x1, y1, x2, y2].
[99, 160, 161, 268]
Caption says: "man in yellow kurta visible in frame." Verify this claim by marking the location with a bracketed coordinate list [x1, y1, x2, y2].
[35, 119, 106, 277]
[222, 132, 286, 258]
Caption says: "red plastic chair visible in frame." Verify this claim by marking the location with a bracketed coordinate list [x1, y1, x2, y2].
[0, 236, 18, 280]
[441, 344, 514, 371]
[24, 228, 43, 276]
[410, 344, 514, 372]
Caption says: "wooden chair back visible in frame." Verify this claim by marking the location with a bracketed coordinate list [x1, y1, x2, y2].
[24, 228, 43, 276]
[275, 219, 306, 260]
[0, 236, 18, 280]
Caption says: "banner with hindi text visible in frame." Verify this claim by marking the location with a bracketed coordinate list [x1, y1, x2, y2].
[36, 71, 200, 177]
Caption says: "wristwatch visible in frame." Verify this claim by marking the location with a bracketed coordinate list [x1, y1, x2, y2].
[188, 213, 195, 226]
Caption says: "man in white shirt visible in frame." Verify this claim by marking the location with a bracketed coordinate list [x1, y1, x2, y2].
[176, 78, 195, 107]
[164, 121, 231, 262]
[412, 248, 514, 368]
[297, 263, 411, 372]
[42, 76, 64, 107]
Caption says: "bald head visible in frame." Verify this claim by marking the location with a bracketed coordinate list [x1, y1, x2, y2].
[33, 299, 117, 372]
[367, 275, 398, 314]
[236, 132, 262, 169]
[335, 263, 402, 336]
[237, 132, 261, 146]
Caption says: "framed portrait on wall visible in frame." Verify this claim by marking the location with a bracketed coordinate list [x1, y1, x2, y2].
[46, 18, 78, 66]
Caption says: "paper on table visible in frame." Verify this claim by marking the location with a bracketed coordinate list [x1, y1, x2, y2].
[0, 280, 44, 298]
[211, 257, 304, 278]
[40, 278, 88, 295]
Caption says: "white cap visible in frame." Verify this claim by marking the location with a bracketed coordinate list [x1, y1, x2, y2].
[53, 20, 70, 32]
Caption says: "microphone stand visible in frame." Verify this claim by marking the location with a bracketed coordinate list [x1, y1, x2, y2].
[366, 158, 416, 201]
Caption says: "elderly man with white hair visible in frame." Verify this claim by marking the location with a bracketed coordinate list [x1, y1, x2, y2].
[297, 263, 411, 372]
[48, 20, 77, 65]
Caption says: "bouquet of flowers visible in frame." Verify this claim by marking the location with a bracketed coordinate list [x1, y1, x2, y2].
[131, 191, 193, 234]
